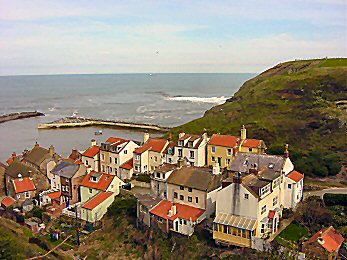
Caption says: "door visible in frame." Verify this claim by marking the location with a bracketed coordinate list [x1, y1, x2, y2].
[175, 221, 179, 231]
[218, 157, 222, 167]
[274, 218, 277, 233]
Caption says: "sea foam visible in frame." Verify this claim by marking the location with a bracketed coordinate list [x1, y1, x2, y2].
[164, 96, 227, 105]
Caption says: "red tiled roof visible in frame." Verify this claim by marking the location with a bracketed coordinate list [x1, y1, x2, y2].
[288, 170, 304, 182]
[83, 145, 100, 158]
[82, 191, 113, 210]
[75, 159, 82, 165]
[150, 200, 205, 222]
[134, 138, 168, 154]
[13, 177, 36, 193]
[80, 172, 115, 191]
[106, 137, 128, 146]
[1, 196, 16, 207]
[268, 210, 276, 219]
[307, 226, 345, 253]
[242, 139, 262, 148]
[209, 134, 239, 148]
[120, 159, 133, 170]
[47, 191, 61, 200]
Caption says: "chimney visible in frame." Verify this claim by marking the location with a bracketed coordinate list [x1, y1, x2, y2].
[34, 142, 40, 148]
[178, 132, 185, 139]
[168, 133, 173, 141]
[241, 125, 247, 140]
[49, 145, 55, 157]
[284, 144, 289, 158]
[143, 131, 150, 144]
[91, 139, 97, 146]
[28, 170, 32, 177]
[202, 130, 208, 142]
[17, 173, 23, 181]
[233, 172, 242, 184]
[11, 152, 16, 158]
[212, 161, 220, 175]
[249, 163, 258, 175]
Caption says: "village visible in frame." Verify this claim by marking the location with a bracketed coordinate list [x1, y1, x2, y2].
[0, 125, 345, 259]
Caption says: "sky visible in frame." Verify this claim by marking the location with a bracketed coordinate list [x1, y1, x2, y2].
[0, 0, 346, 75]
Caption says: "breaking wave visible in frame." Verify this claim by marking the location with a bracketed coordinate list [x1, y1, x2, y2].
[164, 96, 227, 104]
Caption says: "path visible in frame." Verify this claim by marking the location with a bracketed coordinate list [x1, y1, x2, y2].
[303, 187, 347, 200]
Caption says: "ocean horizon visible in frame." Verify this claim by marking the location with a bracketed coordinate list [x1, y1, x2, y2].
[0, 73, 254, 161]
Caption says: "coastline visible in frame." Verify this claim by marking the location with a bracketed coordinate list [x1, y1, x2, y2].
[38, 116, 171, 133]
[0, 111, 44, 124]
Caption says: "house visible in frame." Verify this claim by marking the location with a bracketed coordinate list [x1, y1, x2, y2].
[12, 175, 36, 203]
[81, 139, 100, 172]
[133, 133, 169, 174]
[238, 125, 266, 154]
[163, 141, 177, 164]
[49, 160, 87, 204]
[22, 198, 34, 212]
[166, 165, 223, 217]
[79, 171, 122, 222]
[81, 191, 115, 223]
[207, 134, 240, 168]
[1, 196, 16, 208]
[100, 137, 139, 179]
[213, 172, 282, 249]
[22, 143, 58, 174]
[283, 170, 304, 209]
[175, 132, 209, 166]
[5, 158, 49, 196]
[137, 194, 162, 228]
[119, 159, 134, 181]
[150, 163, 177, 199]
[39, 190, 62, 207]
[302, 226, 345, 259]
[150, 200, 205, 236]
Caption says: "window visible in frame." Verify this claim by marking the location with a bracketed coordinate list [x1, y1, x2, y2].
[89, 188, 93, 194]
[183, 220, 187, 225]
[115, 168, 118, 174]
[168, 148, 172, 155]
[174, 192, 178, 198]
[261, 205, 267, 215]
[227, 149, 232, 156]
[223, 225, 229, 234]
[158, 217, 163, 223]
[156, 173, 160, 178]
[66, 186, 69, 192]
[62, 186, 65, 191]
[273, 196, 278, 206]
[261, 224, 265, 233]
[244, 194, 249, 200]
[195, 197, 199, 203]
[212, 146, 216, 153]
[135, 165, 139, 171]
[144, 165, 147, 171]
[180, 186, 184, 190]
[136, 155, 140, 161]
[178, 149, 183, 157]
[25, 192, 30, 198]
[124, 150, 127, 154]
[179, 219, 182, 225]
[164, 191, 167, 198]
[168, 158, 172, 163]
[180, 195, 184, 200]
[232, 227, 237, 235]
[242, 229, 247, 238]
[188, 187, 192, 192]
[109, 157, 112, 163]
[154, 156, 158, 162]
[212, 156, 215, 162]
[190, 150, 194, 159]
[17, 194, 21, 199]
[188, 196, 192, 202]
[179, 141, 184, 146]
[115, 158, 118, 164]
[213, 223, 218, 231]
[102, 154, 105, 161]
[85, 160, 88, 166]
[249, 148, 252, 152]
[288, 184, 292, 189]
[102, 165, 105, 172]
[110, 167, 112, 173]
[226, 158, 230, 165]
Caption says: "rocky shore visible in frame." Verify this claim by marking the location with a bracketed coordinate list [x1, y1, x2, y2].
[0, 111, 44, 124]
[38, 116, 171, 132]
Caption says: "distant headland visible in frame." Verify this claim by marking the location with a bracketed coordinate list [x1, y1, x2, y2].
[0, 111, 44, 124]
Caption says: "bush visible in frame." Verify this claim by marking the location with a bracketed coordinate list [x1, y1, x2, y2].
[107, 196, 137, 227]
[31, 207, 43, 219]
[324, 194, 347, 206]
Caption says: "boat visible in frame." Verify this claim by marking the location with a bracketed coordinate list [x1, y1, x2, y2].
[95, 130, 103, 135]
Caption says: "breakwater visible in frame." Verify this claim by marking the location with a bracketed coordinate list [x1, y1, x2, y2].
[38, 116, 171, 132]
[0, 111, 44, 124]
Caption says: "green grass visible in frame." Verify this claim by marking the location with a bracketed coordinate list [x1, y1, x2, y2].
[319, 58, 347, 67]
[278, 221, 308, 242]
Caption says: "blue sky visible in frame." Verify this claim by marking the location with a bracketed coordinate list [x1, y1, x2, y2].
[0, 0, 346, 75]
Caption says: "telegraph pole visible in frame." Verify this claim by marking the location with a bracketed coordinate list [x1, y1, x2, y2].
[75, 204, 80, 246]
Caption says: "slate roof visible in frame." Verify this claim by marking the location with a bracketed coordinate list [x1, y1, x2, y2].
[23, 146, 50, 166]
[51, 161, 79, 178]
[230, 152, 285, 174]
[5, 161, 34, 178]
[137, 194, 162, 210]
[167, 166, 222, 192]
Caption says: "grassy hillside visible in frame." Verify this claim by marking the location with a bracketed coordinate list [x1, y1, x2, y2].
[171, 58, 347, 177]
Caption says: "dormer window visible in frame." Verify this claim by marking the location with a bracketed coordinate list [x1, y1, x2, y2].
[244, 159, 249, 166]
[188, 141, 193, 147]
[168, 148, 172, 155]
[179, 141, 184, 146]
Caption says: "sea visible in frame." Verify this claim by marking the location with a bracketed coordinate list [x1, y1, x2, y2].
[0, 73, 254, 162]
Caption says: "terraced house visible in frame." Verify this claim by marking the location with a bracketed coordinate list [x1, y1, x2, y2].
[81, 139, 100, 173]
[99, 137, 138, 179]
[238, 125, 266, 154]
[22, 143, 58, 173]
[174, 132, 209, 166]
[133, 133, 169, 174]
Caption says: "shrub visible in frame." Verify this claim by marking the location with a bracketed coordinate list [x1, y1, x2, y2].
[135, 174, 151, 183]
[324, 194, 347, 206]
